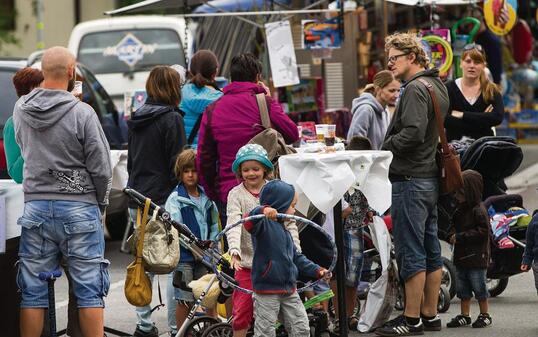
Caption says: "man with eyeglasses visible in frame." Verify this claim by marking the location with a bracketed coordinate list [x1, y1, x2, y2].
[376, 33, 450, 337]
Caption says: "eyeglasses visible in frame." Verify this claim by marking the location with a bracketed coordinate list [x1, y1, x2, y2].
[463, 43, 483, 53]
[387, 53, 410, 64]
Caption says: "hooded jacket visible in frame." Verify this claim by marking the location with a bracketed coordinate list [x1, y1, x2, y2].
[244, 180, 321, 294]
[165, 183, 219, 262]
[196, 82, 299, 203]
[127, 99, 186, 208]
[13, 88, 112, 207]
[452, 170, 490, 269]
[382, 69, 449, 178]
[180, 83, 223, 147]
[347, 92, 389, 150]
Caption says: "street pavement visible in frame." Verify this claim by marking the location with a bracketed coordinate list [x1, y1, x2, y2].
[51, 241, 538, 337]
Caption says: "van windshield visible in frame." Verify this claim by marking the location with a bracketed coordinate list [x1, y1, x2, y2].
[78, 29, 185, 74]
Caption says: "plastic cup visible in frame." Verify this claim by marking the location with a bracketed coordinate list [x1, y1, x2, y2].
[315, 124, 328, 143]
[72, 81, 83, 96]
[325, 124, 336, 146]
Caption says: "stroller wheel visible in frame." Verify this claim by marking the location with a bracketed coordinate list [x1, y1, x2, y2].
[441, 257, 457, 300]
[487, 278, 509, 297]
[394, 283, 405, 311]
[437, 285, 451, 313]
[201, 322, 233, 337]
[184, 316, 220, 337]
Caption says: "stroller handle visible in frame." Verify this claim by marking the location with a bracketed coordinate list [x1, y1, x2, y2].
[123, 187, 233, 273]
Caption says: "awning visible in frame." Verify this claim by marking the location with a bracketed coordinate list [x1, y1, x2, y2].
[104, 0, 206, 16]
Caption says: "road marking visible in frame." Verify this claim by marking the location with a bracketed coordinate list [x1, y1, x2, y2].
[56, 279, 125, 310]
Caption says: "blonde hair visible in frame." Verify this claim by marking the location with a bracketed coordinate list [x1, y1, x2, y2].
[146, 66, 182, 106]
[174, 148, 196, 181]
[362, 70, 396, 95]
[385, 32, 429, 69]
[462, 48, 500, 103]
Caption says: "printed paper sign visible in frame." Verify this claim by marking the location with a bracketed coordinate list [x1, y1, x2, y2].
[265, 21, 300, 88]
[483, 0, 518, 36]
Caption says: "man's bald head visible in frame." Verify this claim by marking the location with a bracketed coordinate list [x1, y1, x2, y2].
[42, 46, 76, 81]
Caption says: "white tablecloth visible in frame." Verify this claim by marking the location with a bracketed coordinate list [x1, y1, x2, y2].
[278, 150, 393, 215]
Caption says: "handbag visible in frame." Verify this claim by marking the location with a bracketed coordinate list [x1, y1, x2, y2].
[417, 78, 463, 194]
[248, 93, 296, 163]
[124, 199, 152, 307]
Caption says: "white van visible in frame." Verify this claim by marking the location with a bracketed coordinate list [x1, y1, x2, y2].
[68, 16, 192, 107]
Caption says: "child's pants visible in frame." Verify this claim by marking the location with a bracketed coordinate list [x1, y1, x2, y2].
[532, 261, 538, 292]
[253, 292, 310, 337]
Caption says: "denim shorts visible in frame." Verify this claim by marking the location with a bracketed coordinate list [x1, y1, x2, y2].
[344, 228, 364, 287]
[392, 178, 443, 281]
[17, 200, 110, 308]
[173, 262, 208, 302]
[455, 268, 489, 300]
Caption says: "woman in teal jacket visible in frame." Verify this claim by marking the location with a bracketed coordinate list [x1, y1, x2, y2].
[180, 50, 222, 147]
[4, 67, 43, 183]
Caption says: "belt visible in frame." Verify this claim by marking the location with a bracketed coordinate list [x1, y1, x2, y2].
[389, 174, 413, 182]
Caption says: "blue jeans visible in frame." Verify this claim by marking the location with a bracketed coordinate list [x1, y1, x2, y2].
[17, 200, 109, 308]
[129, 208, 177, 333]
[392, 178, 443, 281]
[455, 268, 489, 300]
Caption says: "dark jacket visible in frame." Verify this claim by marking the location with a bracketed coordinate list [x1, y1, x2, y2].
[244, 180, 321, 294]
[127, 99, 186, 207]
[522, 215, 538, 266]
[382, 68, 449, 178]
[453, 170, 490, 269]
[444, 79, 504, 142]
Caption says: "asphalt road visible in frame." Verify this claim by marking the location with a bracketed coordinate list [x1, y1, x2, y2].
[50, 240, 538, 337]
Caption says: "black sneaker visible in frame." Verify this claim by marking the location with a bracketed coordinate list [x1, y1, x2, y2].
[446, 314, 471, 328]
[421, 314, 441, 331]
[133, 325, 159, 337]
[375, 315, 424, 336]
[472, 313, 492, 328]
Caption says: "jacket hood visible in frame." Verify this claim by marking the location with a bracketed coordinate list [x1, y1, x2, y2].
[17, 88, 79, 131]
[260, 180, 295, 214]
[403, 68, 440, 88]
[128, 99, 182, 129]
[461, 170, 483, 207]
[180, 83, 223, 115]
[223, 81, 266, 95]
[351, 92, 384, 116]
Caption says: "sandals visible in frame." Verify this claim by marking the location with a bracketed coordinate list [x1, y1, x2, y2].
[348, 315, 359, 331]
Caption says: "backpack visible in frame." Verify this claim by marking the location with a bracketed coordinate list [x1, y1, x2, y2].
[128, 203, 180, 274]
[248, 93, 296, 167]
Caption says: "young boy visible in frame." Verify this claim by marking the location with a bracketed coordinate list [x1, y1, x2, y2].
[244, 180, 331, 337]
[447, 170, 492, 328]
[331, 136, 375, 331]
[521, 213, 538, 295]
[165, 148, 220, 332]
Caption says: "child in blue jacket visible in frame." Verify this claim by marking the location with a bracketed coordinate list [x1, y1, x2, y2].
[165, 148, 220, 332]
[244, 179, 331, 337]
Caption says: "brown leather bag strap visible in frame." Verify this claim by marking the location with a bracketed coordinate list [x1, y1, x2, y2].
[417, 78, 450, 154]
[135, 199, 152, 260]
[256, 93, 271, 129]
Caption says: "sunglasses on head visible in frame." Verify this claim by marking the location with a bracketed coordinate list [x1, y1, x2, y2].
[463, 43, 483, 53]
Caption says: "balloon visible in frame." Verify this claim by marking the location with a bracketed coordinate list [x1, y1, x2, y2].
[512, 20, 534, 65]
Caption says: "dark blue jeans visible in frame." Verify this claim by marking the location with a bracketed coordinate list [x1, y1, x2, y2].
[392, 178, 442, 281]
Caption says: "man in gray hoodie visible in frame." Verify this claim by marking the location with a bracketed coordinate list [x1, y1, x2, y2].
[13, 46, 112, 337]
[376, 33, 449, 336]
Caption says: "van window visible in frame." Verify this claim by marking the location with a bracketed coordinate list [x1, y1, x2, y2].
[0, 69, 19, 134]
[78, 29, 185, 75]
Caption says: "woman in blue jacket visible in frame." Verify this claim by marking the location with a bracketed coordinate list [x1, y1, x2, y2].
[180, 50, 223, 147]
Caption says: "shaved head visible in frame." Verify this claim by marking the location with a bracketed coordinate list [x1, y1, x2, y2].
[42, 46, 76, 81]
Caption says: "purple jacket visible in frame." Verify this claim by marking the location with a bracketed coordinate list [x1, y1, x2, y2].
[196, 82, 299, 203]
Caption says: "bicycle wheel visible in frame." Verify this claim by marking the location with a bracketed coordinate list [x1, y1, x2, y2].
[184, 316, 220, 337]
[201, 322, 234, 337]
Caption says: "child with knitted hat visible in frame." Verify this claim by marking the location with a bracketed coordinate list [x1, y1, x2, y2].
[244, 180, 331, 337]
[226, 144, 301, 336]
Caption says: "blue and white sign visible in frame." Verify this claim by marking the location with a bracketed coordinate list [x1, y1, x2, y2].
[103, 33, 157, 67]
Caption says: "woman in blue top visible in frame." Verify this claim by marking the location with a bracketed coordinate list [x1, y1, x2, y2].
[180, 50, 223, 147]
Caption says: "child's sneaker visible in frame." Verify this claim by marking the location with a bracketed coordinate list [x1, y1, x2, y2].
[472, 313, 492, 328]
[421, 314, 441, 331]
[375, 315, 424, 336]
[446, 314, 471, 328]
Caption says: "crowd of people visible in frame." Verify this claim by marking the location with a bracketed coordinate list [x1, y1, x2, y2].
[8, 30, 538, 337]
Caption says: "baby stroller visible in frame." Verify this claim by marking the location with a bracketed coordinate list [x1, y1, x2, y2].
[438, 136, 526, 298]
